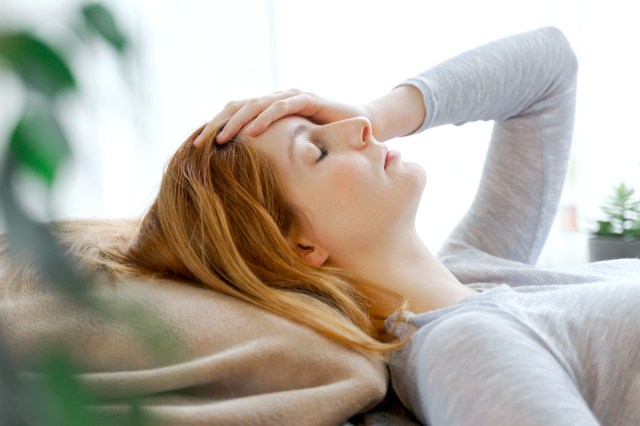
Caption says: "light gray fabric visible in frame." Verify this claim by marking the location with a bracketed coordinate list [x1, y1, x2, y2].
[387, 27, 640, 426]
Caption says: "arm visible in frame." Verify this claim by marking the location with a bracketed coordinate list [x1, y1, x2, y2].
[409, 27, 578, 264]
[195, 86, 425, 146]
[194, 78, 425, 146]
[195, 27, 577, 267]
[364, 85, 425, 142]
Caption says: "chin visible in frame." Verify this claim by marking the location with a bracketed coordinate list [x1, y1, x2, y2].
[396, 163, 426, 221]
[407, 161, 427, 189]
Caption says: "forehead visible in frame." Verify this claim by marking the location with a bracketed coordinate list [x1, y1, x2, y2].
[248, 115, 308, 158]
[252, 115, 307, 141]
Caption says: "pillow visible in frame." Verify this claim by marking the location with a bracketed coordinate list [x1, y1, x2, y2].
[0, 225, 388, 425]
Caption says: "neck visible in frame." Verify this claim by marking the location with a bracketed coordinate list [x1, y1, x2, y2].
[351, 232, 479, 314]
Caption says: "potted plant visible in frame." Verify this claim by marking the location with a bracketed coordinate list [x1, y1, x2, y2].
[589, 182, 640, 261]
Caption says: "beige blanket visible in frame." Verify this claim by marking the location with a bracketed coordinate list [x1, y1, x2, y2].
[1, 273, 389, 425]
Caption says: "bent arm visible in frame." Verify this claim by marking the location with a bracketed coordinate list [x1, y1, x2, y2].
[400, 27, 579, 264]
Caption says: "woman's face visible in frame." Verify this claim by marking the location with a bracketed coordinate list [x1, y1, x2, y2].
[248, 116, 426, 267]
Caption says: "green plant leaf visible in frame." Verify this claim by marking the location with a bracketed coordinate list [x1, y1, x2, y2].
[39, 353, 93, 426]
[612, 183, 634, 203]
[597, 182, 640, 237]
[602, 206, 620, 216]
[0, 157, 88, 302]
[9, 105, 71, 187]
[594, 220, 619, 237]
[37, 351, 151, 426]
[81, 3, 129, 53]
[0, 32, 76, 98]
[626, 220, 640, 238]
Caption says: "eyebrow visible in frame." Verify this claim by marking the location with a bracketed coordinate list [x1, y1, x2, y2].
[289, 124, 305, 165]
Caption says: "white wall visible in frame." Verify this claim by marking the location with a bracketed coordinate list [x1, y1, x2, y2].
[2, 0, 640, 266]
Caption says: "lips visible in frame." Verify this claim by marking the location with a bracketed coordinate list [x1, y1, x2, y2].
[384, 147, 400, 169]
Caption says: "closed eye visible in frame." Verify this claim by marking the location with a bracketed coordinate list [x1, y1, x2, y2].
[315, 144, 328, 163]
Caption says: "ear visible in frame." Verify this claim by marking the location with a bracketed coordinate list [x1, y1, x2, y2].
[294, 243, 330, 267]
[287, 232, 329, 267]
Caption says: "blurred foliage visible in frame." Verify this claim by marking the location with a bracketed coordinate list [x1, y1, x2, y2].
[82, 3, 129, 52]
[9, 102, 71, 186]
[0, 33, 76, 99]
[594, 182, 640, 239]
[0, 3, 153, 425]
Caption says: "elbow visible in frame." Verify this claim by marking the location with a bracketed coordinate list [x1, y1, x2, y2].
[546, 26, 579, 78]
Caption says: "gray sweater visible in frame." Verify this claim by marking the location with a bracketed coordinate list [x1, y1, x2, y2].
[387, 27, 640, 426]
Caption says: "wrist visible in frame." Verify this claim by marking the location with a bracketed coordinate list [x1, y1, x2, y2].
[366, 85, 425, 142]
[361, 102, 384, 141]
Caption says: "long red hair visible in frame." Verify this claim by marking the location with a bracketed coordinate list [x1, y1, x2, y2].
[126, 122, 410, 355]
[1, 122, 410, 357]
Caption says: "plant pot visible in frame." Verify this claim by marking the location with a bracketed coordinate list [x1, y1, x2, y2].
[589, 236, 640, 262]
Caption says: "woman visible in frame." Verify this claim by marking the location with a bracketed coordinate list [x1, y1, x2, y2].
[92, 26, 637, 424]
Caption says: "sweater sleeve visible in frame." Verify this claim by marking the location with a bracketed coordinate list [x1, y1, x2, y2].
[401, 27, 578, 265]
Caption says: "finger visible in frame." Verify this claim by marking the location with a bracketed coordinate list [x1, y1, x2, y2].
[193, 99, 246, 147]
[216, 89, 302, 143]
[193, 120, 219, 147]
[246, 93, 321, 136]
[215, 100, 268, 143]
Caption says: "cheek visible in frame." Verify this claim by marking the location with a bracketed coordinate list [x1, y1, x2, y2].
[307, 163, 383, 232]
[320, 160, 375, 205]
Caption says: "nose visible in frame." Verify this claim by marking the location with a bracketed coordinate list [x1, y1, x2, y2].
[324, 116, 373, 150]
